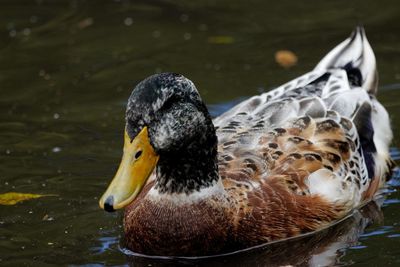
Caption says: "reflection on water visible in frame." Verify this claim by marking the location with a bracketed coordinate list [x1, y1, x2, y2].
[390, 148, 400, 161]
[1, 0, 400, 266]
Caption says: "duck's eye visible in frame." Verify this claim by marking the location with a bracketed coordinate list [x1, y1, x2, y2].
[134, 150, 143, 159]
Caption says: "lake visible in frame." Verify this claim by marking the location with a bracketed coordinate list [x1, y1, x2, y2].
[0, 0, 399, 266]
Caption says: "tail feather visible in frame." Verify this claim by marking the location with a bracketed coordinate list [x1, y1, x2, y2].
[314, 26, 378, 94]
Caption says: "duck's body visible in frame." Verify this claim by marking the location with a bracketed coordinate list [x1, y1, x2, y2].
[100, 27, 394, 256]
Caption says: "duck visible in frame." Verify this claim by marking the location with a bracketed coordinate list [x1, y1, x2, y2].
[99, 26, 394, 256]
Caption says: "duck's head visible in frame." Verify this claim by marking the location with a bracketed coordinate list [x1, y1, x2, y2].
[99, 73, 218, 212]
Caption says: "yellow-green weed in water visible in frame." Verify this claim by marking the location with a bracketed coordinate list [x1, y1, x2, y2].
[0, 192, 57, 205]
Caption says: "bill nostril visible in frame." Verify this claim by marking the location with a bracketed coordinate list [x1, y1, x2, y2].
[104, 196, 115, 212]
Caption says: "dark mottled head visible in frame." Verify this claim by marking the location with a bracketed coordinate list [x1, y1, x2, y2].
[126, 73, 219, 193]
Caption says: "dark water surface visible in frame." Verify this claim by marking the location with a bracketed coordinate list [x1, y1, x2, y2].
[1, 0, 400, 266]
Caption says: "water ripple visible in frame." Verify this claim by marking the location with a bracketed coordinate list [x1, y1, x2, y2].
[390, 147, 400, 161]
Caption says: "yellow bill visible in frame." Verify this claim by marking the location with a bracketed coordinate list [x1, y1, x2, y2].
[99, 126, 159, 212]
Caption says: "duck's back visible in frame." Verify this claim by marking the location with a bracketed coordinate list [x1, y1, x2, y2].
[214, 27, 393, 243]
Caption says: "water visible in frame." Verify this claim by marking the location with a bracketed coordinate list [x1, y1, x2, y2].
[1, 0, 400, 266]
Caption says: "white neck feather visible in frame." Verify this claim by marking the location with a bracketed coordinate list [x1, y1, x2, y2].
[147, 178, 226, 205]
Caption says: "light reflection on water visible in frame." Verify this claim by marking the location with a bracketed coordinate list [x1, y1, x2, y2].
[91, 236, 119, 255]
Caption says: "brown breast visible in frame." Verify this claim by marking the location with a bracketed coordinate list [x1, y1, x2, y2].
[123, 183, 234, 256]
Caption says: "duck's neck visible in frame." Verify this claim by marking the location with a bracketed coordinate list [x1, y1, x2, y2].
[153, 126, 220, 195]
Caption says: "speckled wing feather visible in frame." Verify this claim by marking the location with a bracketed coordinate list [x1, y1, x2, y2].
[213, 27, 393, 240]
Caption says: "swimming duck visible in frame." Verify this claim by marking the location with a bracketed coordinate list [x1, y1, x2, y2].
[99, 27, 394, 256]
